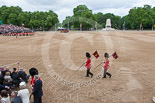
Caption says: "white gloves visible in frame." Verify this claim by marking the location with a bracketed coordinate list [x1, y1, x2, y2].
[31, 85, 33, 89]
[102, 61, 105, 64]
[84, 60, 87, 63]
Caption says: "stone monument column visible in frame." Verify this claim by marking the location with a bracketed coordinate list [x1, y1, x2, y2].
[103, 18, 114, 30]
[106, 19, 111, 29]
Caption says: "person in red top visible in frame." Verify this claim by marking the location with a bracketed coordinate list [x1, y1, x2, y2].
[102, 52, 112, 78]
[29, 68, 40, 89]
[31, 76, 41, 89]
[85, 52, 93, 78]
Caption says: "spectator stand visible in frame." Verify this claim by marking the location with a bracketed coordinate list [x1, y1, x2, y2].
[0, 24, 35, 36]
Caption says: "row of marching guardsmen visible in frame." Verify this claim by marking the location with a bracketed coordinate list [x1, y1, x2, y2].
[83, 51, 118, 78]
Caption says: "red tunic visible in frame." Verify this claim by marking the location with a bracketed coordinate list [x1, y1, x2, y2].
[85, 58, 92, 69]
[30, 76, 41, 89]
[104, 59, 109, 69]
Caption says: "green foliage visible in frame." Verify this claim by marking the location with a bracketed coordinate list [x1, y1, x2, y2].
[63, 5, 121, 30]
[124, 5, 155, 30]
[63, 4, 155, 30]
[63, 5, 96, 30]
[1, 4, 155, 30]
[0, 5, 59, 30]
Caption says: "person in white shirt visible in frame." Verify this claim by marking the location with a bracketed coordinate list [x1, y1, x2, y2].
[1, 90, 10, 103]
[153, 97, 155, 102]
[17, 82, 30, 103]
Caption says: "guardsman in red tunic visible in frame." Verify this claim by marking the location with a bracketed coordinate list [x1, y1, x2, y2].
[85, 52, 93, 78]
[102, 52, 112, 78]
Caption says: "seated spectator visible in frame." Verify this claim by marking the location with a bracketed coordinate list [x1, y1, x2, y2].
[11, 68, 20, 87]
[17, 82, 30, 103]
[18, 68, 30, 83]
[0, 90, 10, 103]
[0, 72, 4, 85]
[11, 91, 22, 103]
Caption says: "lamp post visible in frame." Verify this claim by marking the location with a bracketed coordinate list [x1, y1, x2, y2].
[68, 21, 69, 31]
[123, 21, 125, 30]
[152, 20, 154, 31]
[96, 22, 97, 31]
[55, 24, 56, 31]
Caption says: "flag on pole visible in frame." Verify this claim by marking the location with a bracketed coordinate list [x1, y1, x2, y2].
[93, 50, 99, 58]
[112, 52, 118, 59]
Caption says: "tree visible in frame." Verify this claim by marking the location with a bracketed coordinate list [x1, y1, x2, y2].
[127, 5, 154, 30]
[62, 5, 96, 30]
[0, 5, 59, 30]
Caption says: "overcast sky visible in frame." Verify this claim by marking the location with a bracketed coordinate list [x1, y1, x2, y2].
[0, 0, 155, 23]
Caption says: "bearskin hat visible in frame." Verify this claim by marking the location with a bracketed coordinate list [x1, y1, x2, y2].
[29, 68, 38, 76]
[86, 52, 91, 58]
[104, 52, 109, 58]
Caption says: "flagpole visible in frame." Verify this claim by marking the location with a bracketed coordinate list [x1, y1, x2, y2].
[93, 62, 102, 70]
[77, 62, 85, 71]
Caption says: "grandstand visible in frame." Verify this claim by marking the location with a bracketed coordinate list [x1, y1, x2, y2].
[0, 24, 35, 36]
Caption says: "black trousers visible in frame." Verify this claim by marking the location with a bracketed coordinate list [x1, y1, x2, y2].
[34, 95, 42, 103]
[103, 69, 111, 78]
[86, 68, 93, 77]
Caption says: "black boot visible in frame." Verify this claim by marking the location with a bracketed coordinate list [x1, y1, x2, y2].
[106, 72, 111, 78]
[91, 74, 93, 78]
[109, 74, 112, 78]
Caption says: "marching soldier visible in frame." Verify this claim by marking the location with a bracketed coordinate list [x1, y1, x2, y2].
[85, 52, 93, 78]
[102, 52, 112, 78]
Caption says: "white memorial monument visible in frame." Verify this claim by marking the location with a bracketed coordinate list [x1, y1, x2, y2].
[103, 19, 114, 30]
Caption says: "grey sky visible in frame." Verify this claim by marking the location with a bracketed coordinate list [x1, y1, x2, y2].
[0, 0, 155, 23]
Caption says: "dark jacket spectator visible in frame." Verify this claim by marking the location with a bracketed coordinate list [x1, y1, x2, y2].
[11, 91, 22, 103]
[0, 84, 9, 92]
[0, 72, 4, 85]
[4, 67, 12, 76]
[0, 68, 5, 76]
[11, 68, 20, 86]
[18, 68, 29, 83]
[33, 75, 43, 103]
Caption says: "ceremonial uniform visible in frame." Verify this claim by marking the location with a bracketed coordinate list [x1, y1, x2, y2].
[103, 59, 111, 78]
[85, 58, 93, 77]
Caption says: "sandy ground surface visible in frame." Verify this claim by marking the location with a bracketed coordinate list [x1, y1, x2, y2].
[0, 31, 155, 103]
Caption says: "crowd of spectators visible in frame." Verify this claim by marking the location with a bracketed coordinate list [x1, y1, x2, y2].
[0, 24, 35, 36]
[0, 67, 43, 103]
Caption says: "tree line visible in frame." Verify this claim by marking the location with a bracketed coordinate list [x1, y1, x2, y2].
[62, 5, 155, 30]
[0, 5, 59, 30]
[0, 5, 155, 30]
